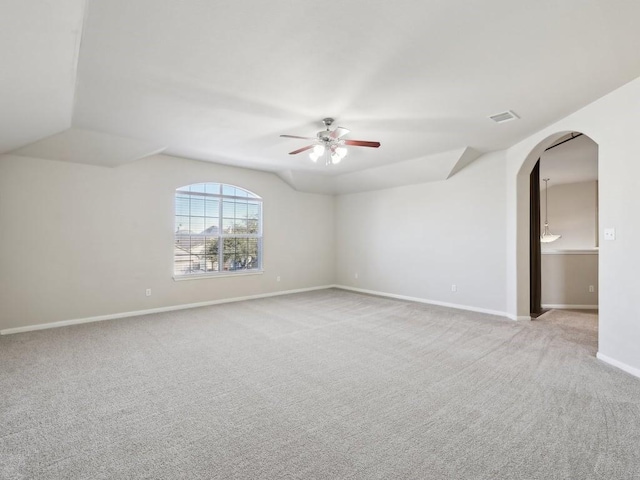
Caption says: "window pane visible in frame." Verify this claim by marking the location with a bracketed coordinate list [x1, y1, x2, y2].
[204, 198, 218, 216]
[247, 202, 259, 217]
[176, 237, 198, 257]
[222, 200, 235, 218]
[234, 219, 248, 233]
[174, 253, 191, 275]
[190, 197, 205, 217]
[190, 217, 205, 234]
[188, 236, 206, 254]
[203, 217, 219, 234]
[205, 183, 220, 195]
[204, 238, 218, 272]
[191, 183, 206, 193]
[222, 237, 260, 271]
[222, 185, 236, 196]
[235, 186, 260, 198]
[247, 238, 259, 269]
[189, 254, 203, 273]
[222, 237, 237, 270]
[222, 218, 234, 234]
[235, 202, 248, 219]
[176, 216, 190, 233]
[247, 218, 259, 234]
[175, 195, 190, 215]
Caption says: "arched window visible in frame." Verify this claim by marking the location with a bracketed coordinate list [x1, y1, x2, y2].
[174, 183, 262, 278]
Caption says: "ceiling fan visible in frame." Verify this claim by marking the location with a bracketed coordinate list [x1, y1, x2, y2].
[280, 118, 381, 165]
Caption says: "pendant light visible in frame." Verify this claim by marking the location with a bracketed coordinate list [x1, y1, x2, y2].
[540, 178, 561, 243]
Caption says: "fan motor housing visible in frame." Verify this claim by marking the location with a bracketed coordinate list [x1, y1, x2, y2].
[317, 131, 332, 142]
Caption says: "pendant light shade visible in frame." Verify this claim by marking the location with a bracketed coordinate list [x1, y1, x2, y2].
[540, 178, 561, 243]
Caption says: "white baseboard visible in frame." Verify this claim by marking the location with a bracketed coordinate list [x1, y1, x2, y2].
[597, 352, 640, 380]
[334, 285, 507, 318]
[0, 285, 336, 335]
[506, 314, 532, 321]
[542, 304, 599, 310]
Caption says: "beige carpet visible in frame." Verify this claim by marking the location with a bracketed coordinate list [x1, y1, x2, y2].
[1, 289, 639, 479]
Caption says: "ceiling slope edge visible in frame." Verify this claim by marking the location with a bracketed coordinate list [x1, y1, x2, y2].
[12, 128, 167, 168]
[446, 147, 483, 179]
[0, 0, 86, 155]
[276, 147, 477, 195]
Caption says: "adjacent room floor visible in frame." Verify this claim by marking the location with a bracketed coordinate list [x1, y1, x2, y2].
[1, 289, 638, 479]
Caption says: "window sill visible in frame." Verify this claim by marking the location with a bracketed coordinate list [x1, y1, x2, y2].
[173, 270, 264, 281]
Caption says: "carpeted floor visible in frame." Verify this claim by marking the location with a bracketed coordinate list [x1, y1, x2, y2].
[1, 289, 639, 479]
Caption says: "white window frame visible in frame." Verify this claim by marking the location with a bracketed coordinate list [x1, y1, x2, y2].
[173, 183, 263, 280]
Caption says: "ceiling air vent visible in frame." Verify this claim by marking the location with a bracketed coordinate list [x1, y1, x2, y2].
[488, 110, 519, 123]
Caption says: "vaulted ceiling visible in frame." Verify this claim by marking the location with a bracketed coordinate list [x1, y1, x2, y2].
[3, 0, 640, 193]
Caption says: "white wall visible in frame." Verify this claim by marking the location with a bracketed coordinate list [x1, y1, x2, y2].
[541, 181, 598, 251]
[507, 76, 640, 376]
[0, 153, 335, 330]
[539, 181, 599, 307]
[541, 253, 598, 307]
[335, 150, 507, 315]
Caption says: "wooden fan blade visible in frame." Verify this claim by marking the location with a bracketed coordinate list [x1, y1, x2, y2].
[289, 145, 314, 155]
[343, 140, 381, 148]
[280, 134, 316, 140]
[330, 127, 350, 139]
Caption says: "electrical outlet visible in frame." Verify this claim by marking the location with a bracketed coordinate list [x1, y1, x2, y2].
[355, 273, 359, 279]
[276, 276, 281, 282]
[589, 285, 595, 293]
[451, 284, 457, 292]
[145, 288, 151, 297]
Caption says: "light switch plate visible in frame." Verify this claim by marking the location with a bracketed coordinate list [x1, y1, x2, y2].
[604, 228, 616, 240]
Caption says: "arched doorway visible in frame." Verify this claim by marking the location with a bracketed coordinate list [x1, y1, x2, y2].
[516, 131, 599, 346]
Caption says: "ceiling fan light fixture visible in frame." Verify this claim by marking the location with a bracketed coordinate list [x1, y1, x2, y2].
[281, 118, 380, 166]
[309, 145, 325, 162]
[330, 145, 348, 164]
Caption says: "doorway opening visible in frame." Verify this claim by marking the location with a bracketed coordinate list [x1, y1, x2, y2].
[528, 132, 599, 323]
